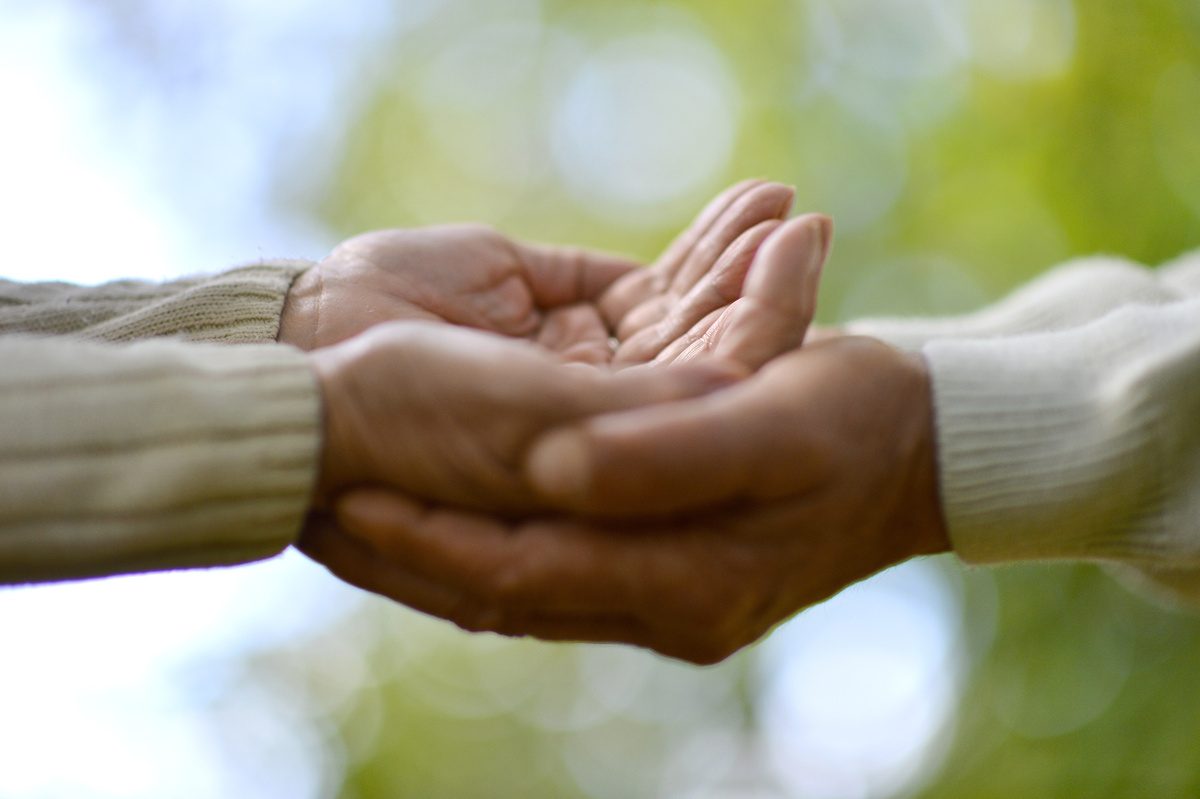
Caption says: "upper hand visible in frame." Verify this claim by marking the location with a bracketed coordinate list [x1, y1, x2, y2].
[277, 224, 636, 361]
[599, 180, 833, 370]
[277, 180, 812, 370]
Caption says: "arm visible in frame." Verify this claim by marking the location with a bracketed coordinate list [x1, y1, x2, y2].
[847, 250, 1200, 351]
[923, 295, 1200, 599]
[0, 336, 320, 583]
[0, 261, 310, 343]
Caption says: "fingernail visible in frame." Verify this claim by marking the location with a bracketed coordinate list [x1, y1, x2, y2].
[813, 215, 833, 260]
[526, 430, 591, 501]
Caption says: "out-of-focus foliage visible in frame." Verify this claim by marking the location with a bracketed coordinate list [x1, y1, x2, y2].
[280, 1, 1200, 797]
[20, 0, 1200, 795]
[317, 0, 1200, 320]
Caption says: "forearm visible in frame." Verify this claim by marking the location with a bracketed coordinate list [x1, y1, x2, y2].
[0, 260, 313, 343]
[0, 336, 321, 584]
[921, 295, 1200, 602]
[849, 251, 1200, 351]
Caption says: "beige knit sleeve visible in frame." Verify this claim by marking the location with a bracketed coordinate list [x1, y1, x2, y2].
[0, 335, 321, 584]
[923, 296, 1200, 604]
[0, 259, 313, 343]
[847, 251, 1199, 351]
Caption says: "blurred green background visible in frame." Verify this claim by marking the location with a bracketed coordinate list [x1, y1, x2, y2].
[5, 0, 1200, 797]
[299, 1, 1200, 797]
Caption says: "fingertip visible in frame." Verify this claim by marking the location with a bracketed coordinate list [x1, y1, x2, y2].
[335, 487, 423, 536]
[807, 212, 833, 266]
[781, 184, 798, 217]
[755, 182, 797, 216]
[525, 429, 592, 504]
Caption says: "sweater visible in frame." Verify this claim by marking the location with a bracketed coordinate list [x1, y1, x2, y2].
[850, 249, 1200, 603]
[0, 261, 322, 584]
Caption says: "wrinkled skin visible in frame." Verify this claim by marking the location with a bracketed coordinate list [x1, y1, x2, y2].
[318, 337, 950, 665]
[278, 180, 799, 364]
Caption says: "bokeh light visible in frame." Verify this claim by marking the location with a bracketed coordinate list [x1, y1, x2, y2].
[552, 29, 740, 220]
[756, 561, 962, 799]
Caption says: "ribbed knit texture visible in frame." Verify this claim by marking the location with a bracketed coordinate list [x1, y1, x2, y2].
[0, 261, 322, 584]
[851, 250, 1200, 603]
[847, 255, 1191, 351]
[0, 260, 312, 343]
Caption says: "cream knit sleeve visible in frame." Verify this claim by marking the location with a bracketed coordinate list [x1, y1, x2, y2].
[0, 336, 321, 584]
[846, 248, 1200, 603]
[0, 259, 313, 343]
[923, 297, 1200, 603]
[847, 250, 1200, 349]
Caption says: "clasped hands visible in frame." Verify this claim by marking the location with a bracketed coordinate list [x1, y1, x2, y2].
[279, 181, 950, 665]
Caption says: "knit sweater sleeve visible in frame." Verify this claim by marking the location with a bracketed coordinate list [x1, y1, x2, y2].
[0, 259, 314, 343]
[846, 250, 1200, 349]
[0, 261, 323, 584]
[0, 336, 321, 584]
[846, 249, 1200, 603]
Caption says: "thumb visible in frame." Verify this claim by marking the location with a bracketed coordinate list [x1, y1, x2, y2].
[525, 384, 757, 515]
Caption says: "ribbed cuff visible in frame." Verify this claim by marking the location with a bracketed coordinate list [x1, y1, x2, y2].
[924, 332, 1159, 565]
[923, 291, 1200, 567]
[80, 259, 316, 344]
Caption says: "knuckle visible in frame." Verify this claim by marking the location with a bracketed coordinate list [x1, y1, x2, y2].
[455, 222, 500, 239]
[450, 601, 504, 634]
[483, 551, 534, 605]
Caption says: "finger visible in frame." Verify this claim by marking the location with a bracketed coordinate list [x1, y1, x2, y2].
[710, 213, 832, 370]
[309, 503, 661, 643]
[525, 383, 764, 515]
[335, 489, 667, 615]
[597, 179, 765, 327]
[650, 308, 724, 365]
[336, 490, 759, 663]
[613, 182, 795, 340]
[612, 220, 781, 365]
[295, 512, 490, 625]
[512, 241, 642, 307]
[666, 183, 796, 301]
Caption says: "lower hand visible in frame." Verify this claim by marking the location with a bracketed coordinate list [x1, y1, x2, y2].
[318, 337, 950, 664]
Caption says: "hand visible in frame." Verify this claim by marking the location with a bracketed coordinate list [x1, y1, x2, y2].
[307, 321, 741, 513]
[314, 337, 951, 664]
[277, 181, 802, 366]
[278, 225, 635, 361]
[598, 180, 817, 369]
[628, 211, 831, 370]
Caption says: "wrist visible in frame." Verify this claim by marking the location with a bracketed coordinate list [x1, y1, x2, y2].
[899, 350, 951, 558]
[278, 266, 322, 350]
[307, 342, 359, 507]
